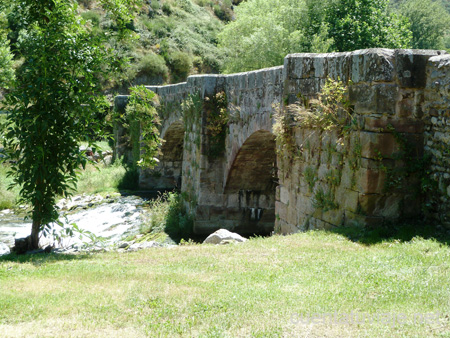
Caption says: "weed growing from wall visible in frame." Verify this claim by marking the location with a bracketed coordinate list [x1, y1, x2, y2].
[274, 78, 357, 217]
[204, 91, 229, 159]
[123, 86, 163, 168]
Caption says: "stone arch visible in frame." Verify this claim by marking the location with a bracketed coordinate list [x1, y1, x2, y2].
[139, 120, 185, 190]
[225, 130, 277, 193]
[223, 130, 277, 235]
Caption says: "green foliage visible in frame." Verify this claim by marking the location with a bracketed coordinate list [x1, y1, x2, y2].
[218, 0, 326, 72]
[326, 0, 412, 51]
[167, 50, 192, 81]
[275, 79, 354, 155]
[80, 10, 101, 27]
[123, 86, 163, 168]
[399, 0, 450, 50]
[304, 167, 318, 192]
[204, 91, 229, 158]
[142, 191, 193, 242]
[182, 92, 203, 133]
[312, 187, 338, 212]
[219, 0, 414, 72]
[136, 52, 169, 79]
[0, 11, 14, 89]
[1, 0, 135, 249]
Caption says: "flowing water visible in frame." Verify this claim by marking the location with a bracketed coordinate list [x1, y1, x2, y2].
[0, 195, 148, 251]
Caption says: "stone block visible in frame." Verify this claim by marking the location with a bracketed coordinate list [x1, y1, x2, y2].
[321, 209, 344, 226]
[356, 167, 386, 194]
[349, 84, 374, 111]
[280, 186, 289, 205]
[345, 212, 384, 228]
[358, 193, 401, 217]
[327, 52, 351, 82]
[335, 187, 359, 213]
[360, 158, 394, 170]
[350, 49, 395, 83]
[375, 84, 398, 115]
[396, 49, 444, 88]
[359, 131, 400, 159]
[275, 201, 288, 221]
[277, 220, 299, 235]
[363, 117, 424, 134]
[287, 206, 299, 226]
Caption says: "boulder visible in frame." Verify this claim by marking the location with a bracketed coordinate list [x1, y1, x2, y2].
[0, 242, 10, 256]
[203, 229, 247, 245]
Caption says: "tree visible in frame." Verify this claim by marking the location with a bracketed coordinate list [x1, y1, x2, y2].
[1, 0, 137, 251]
[0, 11, 14, 90]
[399, 0, 450, 50]
[326, 0, 412, 52]
[218, 0, 333, 73]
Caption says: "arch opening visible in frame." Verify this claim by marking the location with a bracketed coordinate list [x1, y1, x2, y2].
[140, 121, 184, 190]
[224, 130, 277, 235]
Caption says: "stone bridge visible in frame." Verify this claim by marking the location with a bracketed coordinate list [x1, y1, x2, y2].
[115, 49, 450, 235]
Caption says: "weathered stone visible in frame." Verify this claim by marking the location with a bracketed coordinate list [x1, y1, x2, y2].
[203, 229, 247, 245]
[0, 243, 10, 256]
[359, 132, 400, 159]
[357, 168, 386, 194]
[396, 49, 444, 88]
[364, 117, 424, 134]
[358, 194, 401, 218]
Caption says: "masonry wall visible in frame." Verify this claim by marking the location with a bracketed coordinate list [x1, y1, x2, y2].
[424, 54, 450, 225]
[115, 48, 450, 236]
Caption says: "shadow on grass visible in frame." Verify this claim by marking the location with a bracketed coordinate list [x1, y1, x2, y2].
[331, 220, 450, 246]
[0, 252, 93, 266]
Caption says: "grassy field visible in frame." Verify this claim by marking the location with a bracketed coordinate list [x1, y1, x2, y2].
[1, 231, 449, 337]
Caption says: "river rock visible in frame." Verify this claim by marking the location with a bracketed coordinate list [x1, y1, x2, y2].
[127, 241, 160, 252]
[0, 242, 10, 256]
[203, 229, 247, 245]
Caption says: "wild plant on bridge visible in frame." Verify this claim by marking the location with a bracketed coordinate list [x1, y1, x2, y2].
[122, 86, 162, 168]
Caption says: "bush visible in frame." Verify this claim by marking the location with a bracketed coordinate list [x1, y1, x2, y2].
[162, 2, 172, 15]
[143, 192, 194, 242]
[81, 10, 101, 27]
[168, 51, 192, 80]
[137, 52, 169, 79]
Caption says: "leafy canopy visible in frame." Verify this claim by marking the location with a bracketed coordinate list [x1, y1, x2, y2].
[218, 0, 412, 72]
[399, 0, 450, 50]
[326, 0, 411, 52]
[0, 10, 14, 90]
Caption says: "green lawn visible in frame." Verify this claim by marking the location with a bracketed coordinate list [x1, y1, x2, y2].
[1, 231, 449, 337]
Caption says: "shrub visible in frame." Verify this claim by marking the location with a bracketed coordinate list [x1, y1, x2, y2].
[162, 2, 172, 15]
[137, 52, 169, 79]
[144, 192, 194, 242]
[81, 10, 101, 27]
[168, 50, 192, 80]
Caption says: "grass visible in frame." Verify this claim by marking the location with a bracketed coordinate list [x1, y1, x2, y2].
[138, 192, 193, 243]
[0, 231, 449, 337]
[0, 164, 20, 210]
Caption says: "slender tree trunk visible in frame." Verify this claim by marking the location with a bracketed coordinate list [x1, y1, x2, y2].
[29, 218, 41, 250]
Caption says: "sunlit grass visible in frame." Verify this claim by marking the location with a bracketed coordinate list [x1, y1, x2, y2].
[1, 232, 449, 337]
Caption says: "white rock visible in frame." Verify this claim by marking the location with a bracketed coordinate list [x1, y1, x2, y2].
[203, 229, 247, 245]
[0, 243, 11, 256]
